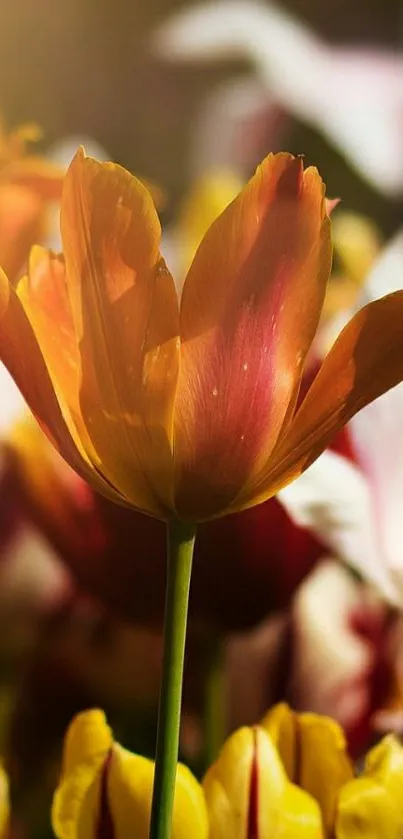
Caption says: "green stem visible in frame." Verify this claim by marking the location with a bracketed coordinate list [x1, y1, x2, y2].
[203, 635, 226, 768]
[149, 519, 196, 839]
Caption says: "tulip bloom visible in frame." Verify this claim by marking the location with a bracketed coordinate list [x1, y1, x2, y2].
[52, 709, 208, 839]
[53, 705, 403, 839]
[2, 149, 403, 523]
[261, 704, 403, 838]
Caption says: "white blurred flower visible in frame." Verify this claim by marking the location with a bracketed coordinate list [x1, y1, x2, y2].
[290, 560, 385, 732]
[187, 77, 285, 177]
[153, 0, 403, 194]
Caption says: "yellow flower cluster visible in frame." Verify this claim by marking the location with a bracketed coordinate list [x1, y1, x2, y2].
[51, 704, 403, 839]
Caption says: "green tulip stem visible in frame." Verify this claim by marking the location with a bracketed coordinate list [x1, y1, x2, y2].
[149, 519, 196, 839]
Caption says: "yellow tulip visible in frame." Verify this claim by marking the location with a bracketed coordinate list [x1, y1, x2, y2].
[336, 735, 403, 839]
[53, 706, 403, 839]
[203, 725, 322, 839]
[1, 149, 403, 522]
[262, 703, 353, 834]
[52, 709, 208, 839]
[204, 706, 403, 839]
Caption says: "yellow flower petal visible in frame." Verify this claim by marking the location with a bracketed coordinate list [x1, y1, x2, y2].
[53, 709, 208, 839]
[61, 148, 180, 516]
[261, 703, 297, 779]
[18, 247, 80, 425]
[364, 734, 403, 800]
[0, 266, 103, 489]
[336, 735, 403, 839]
[17, 246, 112, 495]
[296, 714, 353, 833]
[203, 725, 322, 839]
[262, 704, 353, 834]
[52, 709, 113, 839]
[337, 778, 401, 839]
[109, 745, 208, 839]
[336, 737, 403, 839]
[203, 727, 261, 839]
[280, 783, 324, 839]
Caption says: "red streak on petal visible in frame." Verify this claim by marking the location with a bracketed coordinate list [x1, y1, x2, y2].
[247, 728, 259, 839]
[294, 717, 302, 785]
[96, 750, 114, 839]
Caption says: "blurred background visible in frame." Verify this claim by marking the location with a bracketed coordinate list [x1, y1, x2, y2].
[0, 0, 403, 835]
[1, 0, 402, 229]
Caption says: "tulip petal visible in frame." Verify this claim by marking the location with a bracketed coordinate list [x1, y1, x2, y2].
[260, 704, 297, 779]
[0, 264, 126, 506]
[364, 736, 403, 803]
[203, 726, 321, 839]
[336, 736, 403, 839]
[61, 709, 113, 776]
[263, 705, 352, 833]
[203, 727, 260, 839]
[18, 246, 105, 477]
[18, 247, 79, 416]
[61, 149, 180, 516]
[52, 710, 112, 839]
[236, 291, 403, 510]
[53, 709, 208, 839]
[0, 266, 82, 470]
[109, 746, 208, 839]
[174, 152, 331, 519]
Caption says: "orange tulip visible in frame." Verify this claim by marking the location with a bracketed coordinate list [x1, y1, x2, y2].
[0, 121, 63, 280]
[1, 148, 403, 522]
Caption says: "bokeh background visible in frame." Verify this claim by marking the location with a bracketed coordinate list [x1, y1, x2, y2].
[0, 1, 403, 834]
[1, 0, 402, 228]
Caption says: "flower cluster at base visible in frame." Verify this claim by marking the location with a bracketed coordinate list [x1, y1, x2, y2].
[52, 704, 403, 839]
